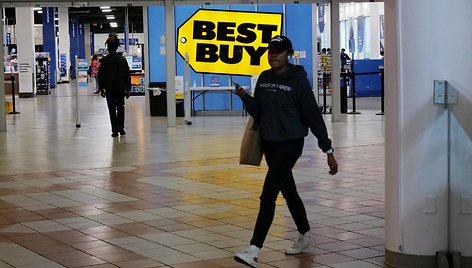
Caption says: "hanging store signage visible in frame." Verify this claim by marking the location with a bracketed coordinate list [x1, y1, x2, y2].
[6, 33, 11, 45]
[77, 59, 88, 87]
[318, 5, 325, 33]
[357, 15, 365, 52]
[177, 9, 283, 76]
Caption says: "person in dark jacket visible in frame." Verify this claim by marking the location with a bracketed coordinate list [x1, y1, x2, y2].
[234, 35, 338, 268]
[341, 48, 351, 72]
[98, 33, 131, 137]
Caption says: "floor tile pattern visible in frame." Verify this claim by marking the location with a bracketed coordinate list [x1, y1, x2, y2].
[0, 84, 387, 267]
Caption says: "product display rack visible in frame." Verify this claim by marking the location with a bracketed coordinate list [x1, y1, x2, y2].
[35, 53, 51, 95]
[317, 53, 331, 112]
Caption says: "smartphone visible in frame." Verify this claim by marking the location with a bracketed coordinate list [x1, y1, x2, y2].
[231, 80, 240, 88]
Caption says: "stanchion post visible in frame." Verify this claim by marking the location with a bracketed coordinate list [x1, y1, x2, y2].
[75, 56, 81, 128]
[376, 66, 385, 115]
[322, 72, 330, 114]
[7, 74, 20, 114]
[348, 61, 361, 115]
[340, 72, 348, 113]
[183, 53, 192, 125]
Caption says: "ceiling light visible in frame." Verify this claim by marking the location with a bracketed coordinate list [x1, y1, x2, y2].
[33, 7, 42, 10]
[110, 22, 118, 28]
[100, 6, 111, 9]
[37, 10, 43, 14]
[106, 16, 115, 20]
[102, 9, 112, 13]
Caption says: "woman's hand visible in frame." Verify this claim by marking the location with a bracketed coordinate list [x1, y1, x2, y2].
[235, 85, 247, 97]
[327, 154, 338, 175]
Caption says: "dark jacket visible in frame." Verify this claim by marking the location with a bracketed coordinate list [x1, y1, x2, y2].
[242, 64, 332, 152]
[341, 52, 351, 66]
[98, 52, 131, 95]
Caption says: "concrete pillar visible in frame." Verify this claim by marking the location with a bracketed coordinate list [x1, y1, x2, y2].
[330, 0, 342, 122]
[84, 23, 91, 62]
[16, 7, 35, 97]
[58, 7, 70, 82]
[164, 0, 176, 127]
[0, 7, 6, 131]
[143, 6, 151, 116]
[369, 3, 381, 59]
[312, 4, 319, 103]
[323, 4, 331, 50]
[384, 0, 472, 267]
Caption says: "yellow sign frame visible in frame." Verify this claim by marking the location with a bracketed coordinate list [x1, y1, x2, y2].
[177, 9, 283, 76]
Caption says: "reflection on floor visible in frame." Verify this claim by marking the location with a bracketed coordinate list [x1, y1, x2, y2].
[0, 83, 387, 267]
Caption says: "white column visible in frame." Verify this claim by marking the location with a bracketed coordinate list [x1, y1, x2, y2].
[324, 4, 331, 49]
[369, 3, 381, 59]
[164, 0, 176, 127]
[58, 7, 70, 82]
[385, 0, 472, 266]
[84, 23, 91, 62]
[0, 7, 6, 131]
[312, 4, 319, 103]
[330, 0, 342, 122]
[143, 6, 150, 116]
[439, 0, 472, 262]
[16, 7, 35, 97]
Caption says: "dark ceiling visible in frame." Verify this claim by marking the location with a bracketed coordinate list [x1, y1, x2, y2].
[4, 6, 144, 34]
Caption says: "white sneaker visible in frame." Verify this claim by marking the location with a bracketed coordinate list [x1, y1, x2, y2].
[285, 232, 314, 255]
[234, 245, 260, 268]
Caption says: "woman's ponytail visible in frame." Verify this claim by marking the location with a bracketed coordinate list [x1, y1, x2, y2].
[105, 33, 119, 52]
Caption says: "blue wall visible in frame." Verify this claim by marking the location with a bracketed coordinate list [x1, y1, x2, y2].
[148, 6, 167, 82]
[42, 7, 56, 88]
[148, 4, 315, 112]
[286, 4, 313, 87]
[352, 59, 384, 97]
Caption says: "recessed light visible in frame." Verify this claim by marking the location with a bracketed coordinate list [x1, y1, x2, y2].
[102, 9, 112, 13]
[100, 6, 111, 9]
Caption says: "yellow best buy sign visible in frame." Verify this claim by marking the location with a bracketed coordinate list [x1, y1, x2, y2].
[177, 9, 283, 76]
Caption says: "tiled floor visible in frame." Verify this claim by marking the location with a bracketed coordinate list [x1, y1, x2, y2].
[0, 83, 387, 267]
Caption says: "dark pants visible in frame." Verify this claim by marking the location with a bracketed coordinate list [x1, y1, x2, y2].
[250, 138, 310, 248]
[106, 93, 125, 134]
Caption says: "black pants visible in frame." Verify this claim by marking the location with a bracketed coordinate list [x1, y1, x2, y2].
[250, 138, 310, 248]
[106, 93, 125, 133]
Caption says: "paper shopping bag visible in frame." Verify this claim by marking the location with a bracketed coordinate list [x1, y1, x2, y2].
[239, 116, 263, 166]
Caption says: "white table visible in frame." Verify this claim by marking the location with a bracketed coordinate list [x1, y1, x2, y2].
[190, 86, 247, 116]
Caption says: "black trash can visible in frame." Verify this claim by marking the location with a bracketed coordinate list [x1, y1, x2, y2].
[149, 82, 184, 117]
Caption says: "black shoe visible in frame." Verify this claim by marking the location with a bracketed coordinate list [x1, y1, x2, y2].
[119, 130, 126, 136]
[111, 133, 118, 137]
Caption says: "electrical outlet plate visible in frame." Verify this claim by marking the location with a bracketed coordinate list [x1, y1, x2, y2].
[424, 195, 437, 214]
[460, 196, 472, 215]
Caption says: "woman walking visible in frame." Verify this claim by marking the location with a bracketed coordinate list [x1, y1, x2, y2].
[98, 33, 131, 137]
[90, 54, 100, 94]
[234, 35, 338, 268]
